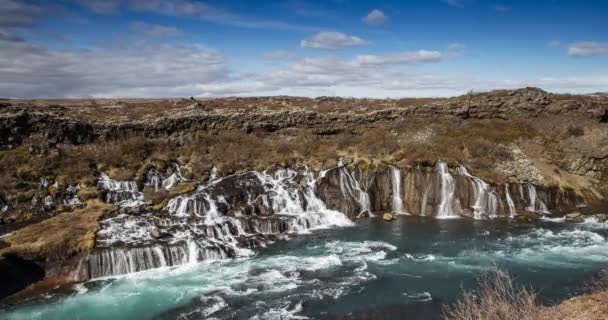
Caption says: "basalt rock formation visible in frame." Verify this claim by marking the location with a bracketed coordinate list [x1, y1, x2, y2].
[0, 88, 606, 300]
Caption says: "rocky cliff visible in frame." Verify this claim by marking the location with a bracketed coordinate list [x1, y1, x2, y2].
[0, 87, 607, 300]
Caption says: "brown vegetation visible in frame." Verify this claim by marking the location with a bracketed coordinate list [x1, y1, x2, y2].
[444, 269, 608, 320]
[0, 200, 115, 260]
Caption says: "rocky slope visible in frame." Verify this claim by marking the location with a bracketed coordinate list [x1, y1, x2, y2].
[0, 87, 607, 301]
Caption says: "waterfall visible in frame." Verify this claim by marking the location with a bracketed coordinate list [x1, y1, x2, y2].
[389, 166, 405, 214]
[97, 173, 144, 207]
[505, 184, 516, 217]
[456, 166, 499, 219]
[435, 162, 459, 218]
[210, 166, 218, 181]
[337, 166, 372, 216]
[88, 168, 354, 279]
[524, 184, 549, 213]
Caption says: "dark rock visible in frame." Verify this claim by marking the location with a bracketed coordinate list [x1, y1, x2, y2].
[0, 254, 45, 300]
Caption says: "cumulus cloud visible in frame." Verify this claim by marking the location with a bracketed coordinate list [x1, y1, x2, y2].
[263, 50, 296, 60]
[300, 31, 369, 49]
[548, 40, 561, 48]
[355, 50, 444, 65]
[0, 37, 226, 98]
[129, 0, 208, 17]
[568, 42, 608, 57]
[0, 0, 43, 27]
[362, 9, 387, 26]
[77, 0, 122, 14]
[130, 22, 181, 37]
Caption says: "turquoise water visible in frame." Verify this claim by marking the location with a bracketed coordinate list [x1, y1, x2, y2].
[2, 216, 608, 320]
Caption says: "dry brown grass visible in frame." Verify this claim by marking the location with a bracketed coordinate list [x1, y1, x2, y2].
[445, 269, 608, 320]
[0, 200, 115, 260]
[444, 269, 542, 320]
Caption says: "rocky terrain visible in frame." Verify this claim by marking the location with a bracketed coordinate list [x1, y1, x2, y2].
[1, 87, 608, 305]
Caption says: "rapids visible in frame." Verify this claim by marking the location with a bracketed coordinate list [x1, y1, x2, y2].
[2, 217, 608, 320]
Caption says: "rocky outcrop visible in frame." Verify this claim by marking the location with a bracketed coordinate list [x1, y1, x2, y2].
[1, 88, 607, 150]
[316, 163, 583, 219]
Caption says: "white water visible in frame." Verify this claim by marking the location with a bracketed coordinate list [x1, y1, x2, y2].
[89, 168, 354, 279]
[389, 166, 406, 214]
[337, 166, 372, 216]
[97, 173, 144, 207]
[436, 162, 459, 218]
[505, 183, 516, 218]
[523, 184, 549, 213]
[456, 166, 499, 219]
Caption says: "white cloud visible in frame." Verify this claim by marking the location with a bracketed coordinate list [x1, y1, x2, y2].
[130, 22, 181, 37]
[494, 5, 510, 12]
[0, 38, 226, 98]
[568, 42, 608, 57]
[548, 40, 561, 48]
[0, 0, 43, 27]
[362, 9, 387, 26]
[300, 31, 369, 49]
[355, 50, 443, 65]
[77, 0, 121, 14]
[448, 43, 465, 50]
[263, 50, 296, 60]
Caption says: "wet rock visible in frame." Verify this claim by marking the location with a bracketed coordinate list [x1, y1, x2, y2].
[593, 214, 607, 223]
[383, 213, 395, 221]
[565, 211, 584, 223]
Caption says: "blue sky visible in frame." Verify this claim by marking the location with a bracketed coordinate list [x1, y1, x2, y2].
[0, 0, 607, 98]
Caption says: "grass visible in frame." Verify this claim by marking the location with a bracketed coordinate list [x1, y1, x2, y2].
[0, 200, 115, 261]
[444, 269, 608, 320]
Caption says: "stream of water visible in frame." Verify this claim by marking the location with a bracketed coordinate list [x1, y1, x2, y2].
[2, 216, 607, 320]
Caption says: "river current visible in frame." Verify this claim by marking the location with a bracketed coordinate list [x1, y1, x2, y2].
[2, 215, 607, 320]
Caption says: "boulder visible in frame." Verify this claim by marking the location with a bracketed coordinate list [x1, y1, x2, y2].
[383, 213, 395, 221]
[592, 214, 607, 223]
[565, 211, 584, 223]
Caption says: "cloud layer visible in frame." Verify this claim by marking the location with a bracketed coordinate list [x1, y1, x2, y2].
[568, 42, 608, 57]
[300, 32, 369, 49]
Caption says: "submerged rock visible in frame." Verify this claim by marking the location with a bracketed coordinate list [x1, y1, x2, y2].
[383, 213, 395, 221]
[593, 214, 607, 223]
[565, 211, 584, 223]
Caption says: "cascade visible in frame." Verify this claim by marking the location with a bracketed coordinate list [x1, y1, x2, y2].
[389, 166, 405, 214]
[86, 168, 353, 279]
[435, 162, 459, 218]
[505, 183, 516, 217]
[209, 166, 218, 181]
[456, 166, 499, 219]
[524, 183, 549, 213]
[337, 166, 372, 216]
[97, 173, 144, 207]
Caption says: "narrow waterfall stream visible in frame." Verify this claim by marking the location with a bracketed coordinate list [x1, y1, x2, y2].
[435, 162, 459, 218]
[505, 183, 516, 218]
[456, 166, 500, 219]
[389, 166, 405, 214]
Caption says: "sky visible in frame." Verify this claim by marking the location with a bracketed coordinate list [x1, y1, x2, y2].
[0, 0, 607, 98]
